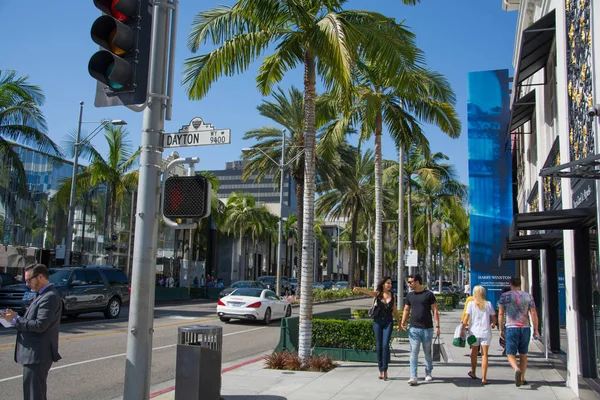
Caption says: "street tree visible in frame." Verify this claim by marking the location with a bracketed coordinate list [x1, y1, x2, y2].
[56, 124, 139, 265]
[183, 0, 420, 361]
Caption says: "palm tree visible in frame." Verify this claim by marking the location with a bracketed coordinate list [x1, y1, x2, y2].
[183, 0, 421, 361]
[340, 59, 461, 288]
[223, 193, 278, 280]
[55, 124, 139, 265]
[316, 146, 376, 287]
[412, 167, 466, 284]
[0, 70, 62, 191]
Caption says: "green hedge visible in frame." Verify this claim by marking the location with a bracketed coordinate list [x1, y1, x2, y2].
[312, 319, 376, 351]
[312, 289, 360, 302]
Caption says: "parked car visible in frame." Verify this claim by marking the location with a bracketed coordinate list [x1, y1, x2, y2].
[257, 276, 290, 294]
[321, 281, 335, 290]
[333, 281, 349, 290]
[432, 281, 454, 295]
[219, 280, 265, 298]
[217, 288, 292, 324]
[0, 265, 130, 319]
[0, 272, 18, 287]
[312, 282, 325, 290]
[288, 277, 298, 294]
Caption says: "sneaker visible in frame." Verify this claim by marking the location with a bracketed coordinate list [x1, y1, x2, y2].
[407, 376, 418, 385]
[425, 375, 433, 382]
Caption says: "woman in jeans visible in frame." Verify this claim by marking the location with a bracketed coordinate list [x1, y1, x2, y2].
[461, 285, 497, 385]
[353, 277, 401, 380]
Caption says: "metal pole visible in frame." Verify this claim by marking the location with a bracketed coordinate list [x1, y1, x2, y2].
[397, 148, 405, 309]
[275, 129, 286, 296]
[367, 221, 371, 288]
[65, 101, 84, 265]
[187, 163, 195, 287]
[126, 190, 135, 278]
[438, 228, 443, 294]
[337, 225, 340, 281]
[123, 1, 171, 398]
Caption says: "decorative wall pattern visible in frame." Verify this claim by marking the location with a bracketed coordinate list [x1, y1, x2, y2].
[543, 138, 562, 211]
[528, 181, 539, 213]
[566, 0, 594, 161]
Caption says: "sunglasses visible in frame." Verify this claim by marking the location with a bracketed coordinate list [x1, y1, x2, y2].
[407, 280, 415, 284]
[25, 275, 39, 284]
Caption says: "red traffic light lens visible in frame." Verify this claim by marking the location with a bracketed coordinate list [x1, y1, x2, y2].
[111, 0, 129, 21]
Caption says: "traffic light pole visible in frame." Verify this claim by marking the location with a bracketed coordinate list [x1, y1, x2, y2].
[123, 2, 172, 399]
[65, 101, 84, 265]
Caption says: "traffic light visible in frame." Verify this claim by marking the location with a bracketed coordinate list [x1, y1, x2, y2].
[89, 0, 152, 107]
[163, 175, 212, 219]
[458, 258, 464, 270]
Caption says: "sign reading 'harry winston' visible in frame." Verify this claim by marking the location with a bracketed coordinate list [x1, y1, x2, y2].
[163, 117, 231, 148]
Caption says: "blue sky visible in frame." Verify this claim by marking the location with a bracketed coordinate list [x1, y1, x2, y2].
[0, 1, 517, 183]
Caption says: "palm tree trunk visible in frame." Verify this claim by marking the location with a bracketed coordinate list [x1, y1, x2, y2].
[107, 185, 117, 265]
[298, 53, 316, 362]
[427, 208, 432, 286]
[407, 180, 413, 248]
[373, 110, 383, 288]
[295, 177, 304, 294]
[349, 211, 359, 288]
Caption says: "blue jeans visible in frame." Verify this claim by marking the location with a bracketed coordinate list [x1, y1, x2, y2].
[505, 327, 530, 355]
[409, 327, 433, 378]
[372, 318, 393, 372]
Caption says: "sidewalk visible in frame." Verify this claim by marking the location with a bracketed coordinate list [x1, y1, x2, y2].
[143, 308, 577, 400]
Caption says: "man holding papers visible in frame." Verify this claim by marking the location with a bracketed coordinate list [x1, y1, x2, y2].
[3, 264, 62, 400]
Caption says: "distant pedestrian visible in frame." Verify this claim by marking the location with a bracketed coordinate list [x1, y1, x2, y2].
[401, 274, 440, 386]
[462, 285, 497, 385]
[3, 264, 62, 400]
[498, 276, 540, 387]
[165, 273, 175, 288]
[464, 280, 471, 298]
[353, 277, 401, 381]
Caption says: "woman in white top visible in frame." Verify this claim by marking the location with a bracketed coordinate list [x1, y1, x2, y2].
[462, 285, 497, 385]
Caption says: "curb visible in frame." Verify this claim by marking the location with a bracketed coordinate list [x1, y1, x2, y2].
[149, 353, 268, 398]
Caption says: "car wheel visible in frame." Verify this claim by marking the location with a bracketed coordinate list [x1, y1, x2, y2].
[285, 305, 292, 317]
[219, 316, 231, 323]
[263, 308, 272, 325]
[104, 297, 121, 319]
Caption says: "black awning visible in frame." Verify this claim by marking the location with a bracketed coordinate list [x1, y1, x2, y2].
[540, 153, 600, 179]
[513, 9, 556, 86]
[509, 89, 536, 131]
[500, 250, 540, 261]
[506, 232, 563, 250]
[513, 207, 596, 231]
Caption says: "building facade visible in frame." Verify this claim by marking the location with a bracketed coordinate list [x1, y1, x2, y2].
[501, 0, 600, 396]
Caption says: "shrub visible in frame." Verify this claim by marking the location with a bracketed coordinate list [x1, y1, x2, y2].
[264, 351, 337, 372]
[353, 308, 370, 319]
[312, 319, 376, 351]
[306, 355, 337, 372]
[264, 351, 288, 369]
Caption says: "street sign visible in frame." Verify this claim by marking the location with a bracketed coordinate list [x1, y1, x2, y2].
[163, 117, 231, 148]
[405, 249, 418, 267]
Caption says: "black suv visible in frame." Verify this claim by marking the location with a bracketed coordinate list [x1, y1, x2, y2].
[0, 266, 130, 319]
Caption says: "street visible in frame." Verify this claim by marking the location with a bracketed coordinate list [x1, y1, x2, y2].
[0, 298, 369, 400]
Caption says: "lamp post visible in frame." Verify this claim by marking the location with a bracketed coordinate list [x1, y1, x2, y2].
[242, 129, 298, 296]
[65, 101, 127, 265]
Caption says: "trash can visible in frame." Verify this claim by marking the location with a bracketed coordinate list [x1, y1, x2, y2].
[175, 325, 222, 400]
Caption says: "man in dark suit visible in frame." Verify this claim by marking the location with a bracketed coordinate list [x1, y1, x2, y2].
[3, 264, 62, 400]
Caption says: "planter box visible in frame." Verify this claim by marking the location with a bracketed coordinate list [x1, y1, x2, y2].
[313, 347, 378, 363]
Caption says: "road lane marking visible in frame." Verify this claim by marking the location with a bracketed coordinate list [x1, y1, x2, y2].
[0, 326, 268, 383]
[0, 316, 221, 351]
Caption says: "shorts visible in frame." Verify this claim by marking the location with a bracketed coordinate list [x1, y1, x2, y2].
[471, 334, 492, 346]
[505, 327, 530, 355]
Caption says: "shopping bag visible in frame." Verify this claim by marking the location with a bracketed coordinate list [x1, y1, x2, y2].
[432, 335, 441, 361]
[452, 323, 466, 348]
[368, 297, 379, 318]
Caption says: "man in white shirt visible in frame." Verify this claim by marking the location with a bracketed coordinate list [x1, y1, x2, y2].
[464, 281, 471, 297]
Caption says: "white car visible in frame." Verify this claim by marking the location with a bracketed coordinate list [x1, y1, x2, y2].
[217, 288, 292, 324]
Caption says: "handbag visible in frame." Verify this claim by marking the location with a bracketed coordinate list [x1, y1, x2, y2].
[452, 323, 466, 347]
[368, 297, 379, 318]
[432, 335, 441, 361]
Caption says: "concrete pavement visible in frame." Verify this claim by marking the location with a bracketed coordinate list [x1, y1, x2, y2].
[137, 308, 578, 400]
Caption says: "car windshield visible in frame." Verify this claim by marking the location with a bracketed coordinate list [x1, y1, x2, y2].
[232, 281, 252, 288]
[230, 288, 263, 297]
[49, 269, 72, 284]
[289, 278, 297, 284]
[260, 277, 275, 283]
